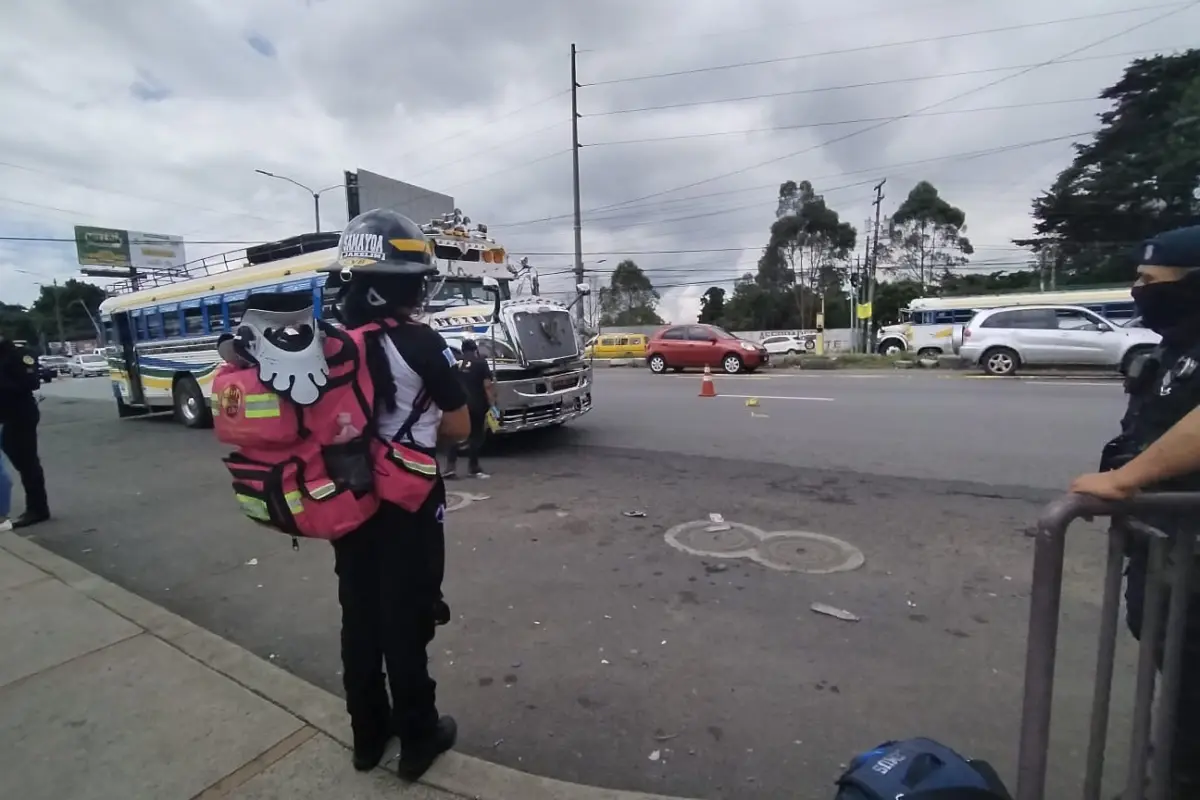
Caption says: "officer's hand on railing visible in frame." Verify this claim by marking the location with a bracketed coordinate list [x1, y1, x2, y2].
[1039, 491, 1200, 533]
[1069, 470, 1139, 502]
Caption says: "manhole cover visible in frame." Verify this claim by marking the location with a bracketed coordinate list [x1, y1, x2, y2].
[667, 522, 759, 556]
[664, 520, 865, 574]
[444, 491, 489, 513]
[757, 533, 864, 574]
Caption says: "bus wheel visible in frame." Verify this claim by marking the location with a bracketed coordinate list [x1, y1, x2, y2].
[173, 376, 212, 429]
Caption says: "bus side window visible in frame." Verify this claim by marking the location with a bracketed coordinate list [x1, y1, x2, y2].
[320, 284, 338, 320]
[226, 300, 247, 328]
[163, 310, 182, 338]
[182, 306, 204, 335]
[147, 313, 162, 339]
[933, 311, 955, 324]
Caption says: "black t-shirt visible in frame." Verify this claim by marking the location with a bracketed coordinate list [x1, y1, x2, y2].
[458, 354, 493, 408]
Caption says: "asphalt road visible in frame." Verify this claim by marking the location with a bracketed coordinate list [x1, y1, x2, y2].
[18, 371, 1138, 799]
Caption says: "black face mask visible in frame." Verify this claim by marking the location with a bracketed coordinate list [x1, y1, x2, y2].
[1132, 275, 1200, 335]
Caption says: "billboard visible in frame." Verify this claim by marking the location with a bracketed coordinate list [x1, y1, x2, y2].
[345, 169, 455, 227]
[74, 226, 186, 270]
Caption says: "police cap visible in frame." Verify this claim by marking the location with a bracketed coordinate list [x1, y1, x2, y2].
[1139, 225, 1200, 270]
[319, 208, 436, 277]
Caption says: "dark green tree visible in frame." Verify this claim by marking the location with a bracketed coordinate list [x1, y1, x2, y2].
[599, 259, 664, 326]
[1021, 50, 1200, 283]
[29, 279, 107, 340]
[0, 302, 40, 343]
[735, 180, 857, 328]
[886, 181, 974, 287]
[697, 286, 726, 324]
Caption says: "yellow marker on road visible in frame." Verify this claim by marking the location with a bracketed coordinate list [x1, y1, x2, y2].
[745, 397, 759, 407]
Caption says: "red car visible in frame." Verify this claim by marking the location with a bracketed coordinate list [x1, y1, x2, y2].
[645, 324, 769, 374]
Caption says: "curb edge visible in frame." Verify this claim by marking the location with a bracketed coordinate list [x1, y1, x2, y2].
[0, 532, 694, 800]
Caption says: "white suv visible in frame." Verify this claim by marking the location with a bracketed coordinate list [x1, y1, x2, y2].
[957, 305, 1159, 376]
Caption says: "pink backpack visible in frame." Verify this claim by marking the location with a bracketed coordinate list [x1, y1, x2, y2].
[212, 318, 438, 542]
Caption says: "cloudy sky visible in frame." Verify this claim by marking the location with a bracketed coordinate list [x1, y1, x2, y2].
[0, 0, 1194, 322]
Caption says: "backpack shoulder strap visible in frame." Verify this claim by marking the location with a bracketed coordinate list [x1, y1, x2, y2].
[392, 388, 432, 445]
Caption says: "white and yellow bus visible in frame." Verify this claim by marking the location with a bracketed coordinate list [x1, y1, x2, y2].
[99, 217, 593, 433]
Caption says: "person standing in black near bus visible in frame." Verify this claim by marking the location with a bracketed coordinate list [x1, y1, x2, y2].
[1069, 225, 1200, 800]
[318, 209, 471, 781]
[445, 338, 494, 479]
[0, 332, 50, 528]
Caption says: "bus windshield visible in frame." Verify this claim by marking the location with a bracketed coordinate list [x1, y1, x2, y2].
[427, 277, 510, 308]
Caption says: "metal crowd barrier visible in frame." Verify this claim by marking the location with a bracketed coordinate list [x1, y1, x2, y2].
[1017, 491, 1200, 800]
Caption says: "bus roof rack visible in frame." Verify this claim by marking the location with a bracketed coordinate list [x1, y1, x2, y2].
[97, 233, 339, 296]
[246, 232, 339, 266]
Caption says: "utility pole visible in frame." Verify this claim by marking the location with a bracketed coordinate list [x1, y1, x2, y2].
[867, 179, 886, 353]
[1038, 249, 1047, 292]
[52, 279, 65, 352]
[570, 43, 586, 325]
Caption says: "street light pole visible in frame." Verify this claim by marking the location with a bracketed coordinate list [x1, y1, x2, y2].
[254, 170, 344, 232]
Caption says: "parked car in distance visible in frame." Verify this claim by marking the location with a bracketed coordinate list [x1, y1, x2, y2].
[957, 305, 1160, 376]
[760, 334, 816, 355]
[39, 355, 69, 375]
[36, 357, 56, 383]
[69, 352, 111, 378]
[583, 333, 649, 359]
[646, 324, 769, 374]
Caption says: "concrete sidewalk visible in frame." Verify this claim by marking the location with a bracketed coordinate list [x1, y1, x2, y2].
[0, 533, 687, 800]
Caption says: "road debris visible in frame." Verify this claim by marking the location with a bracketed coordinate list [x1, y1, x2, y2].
[810, 602, 860, 622]
[623, 510, 647, 518]
[655, 732, 680, 742]
[706, 512, 730, 532]
[648, 750, 661, 762]
[245, 558, 258, 566]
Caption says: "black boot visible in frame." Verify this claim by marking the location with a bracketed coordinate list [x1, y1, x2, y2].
[397, 715, 457, 781]
[351, 716, 393, 772]
[12, 510, 50, 529]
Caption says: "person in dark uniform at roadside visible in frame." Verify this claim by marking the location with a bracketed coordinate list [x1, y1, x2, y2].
[1069, 224, 1200, 799]
[445, 338, 495, 479]
[319, 209, 471, 781]
[0, 332, 50, 528]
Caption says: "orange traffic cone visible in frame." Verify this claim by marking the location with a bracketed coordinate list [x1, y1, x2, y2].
[699, 365, 717, 397]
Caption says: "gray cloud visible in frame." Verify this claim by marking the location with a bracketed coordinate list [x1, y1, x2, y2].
[0, 0, 1193, 321]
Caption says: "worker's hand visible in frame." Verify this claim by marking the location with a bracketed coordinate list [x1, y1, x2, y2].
[1070, 470, 1140, 501]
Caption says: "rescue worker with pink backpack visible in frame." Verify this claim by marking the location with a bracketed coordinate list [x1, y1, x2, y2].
[210, 209, 471, 780]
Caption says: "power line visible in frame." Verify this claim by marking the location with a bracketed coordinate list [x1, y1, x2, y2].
[439, 148, 572, 192]
[404, 118, 567, 181]
[387, 89, 570, 164]
[576, 0, 979, 51]
[582, 47, 1181, 117]
[580, 5, 1187, 86]
[490, 131, 1091, 229]
[0, 160, 292, 227]
[583, 3, 1196, 217]
[583, 98, 1100, 147]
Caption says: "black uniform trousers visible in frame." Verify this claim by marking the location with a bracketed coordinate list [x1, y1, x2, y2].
[446, 403, 487, 473]
[0, 403, 48, 516]
[1125, 545, 1200, 795]
[332, 477, 446, 746]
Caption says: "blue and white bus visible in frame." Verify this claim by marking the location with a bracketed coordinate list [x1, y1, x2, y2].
[875, 287, 1136, 356]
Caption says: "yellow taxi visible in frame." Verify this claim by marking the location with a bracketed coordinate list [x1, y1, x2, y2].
[584, 333, 649, 359]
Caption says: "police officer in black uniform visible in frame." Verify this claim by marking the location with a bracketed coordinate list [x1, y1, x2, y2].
[1071, 224, 1200, 799]
[0, 332, 50, 528]
[319, 209, 471, 780]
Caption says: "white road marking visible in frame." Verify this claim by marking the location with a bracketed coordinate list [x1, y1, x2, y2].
[716, 394, 835, 402]
[1024, 381, 1119, 387]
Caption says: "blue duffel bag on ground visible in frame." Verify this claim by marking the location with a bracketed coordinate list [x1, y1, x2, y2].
[835, 737, 1014, 800]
